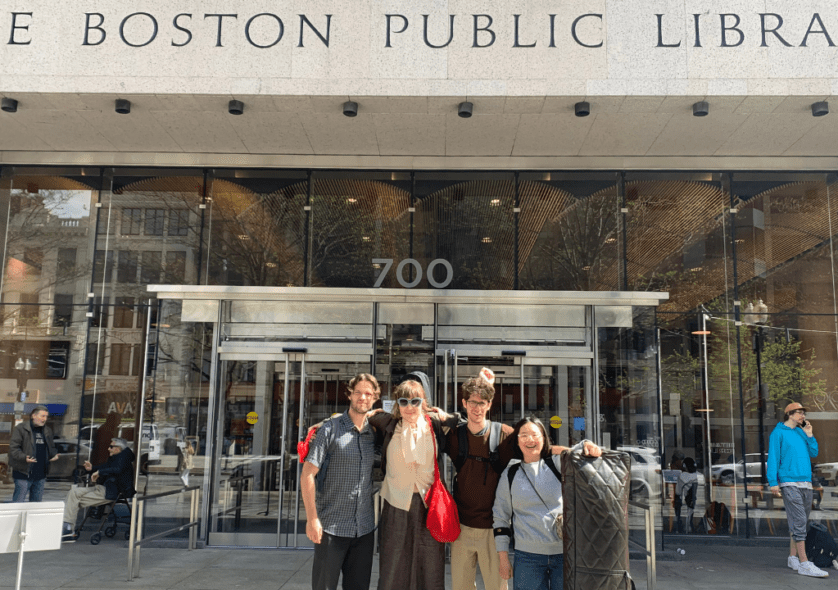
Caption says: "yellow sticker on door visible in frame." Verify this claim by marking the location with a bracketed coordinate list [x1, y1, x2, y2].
[549, 416, 562, 429]
[246, 411, 258, 425]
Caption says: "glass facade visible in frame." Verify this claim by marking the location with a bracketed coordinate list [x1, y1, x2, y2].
[1, 167, 836, 545]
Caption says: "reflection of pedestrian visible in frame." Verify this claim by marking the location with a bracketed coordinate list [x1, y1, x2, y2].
[768, 402, 828, 578]
[10, 405, 59, 502]
[92, 412, 121, 465]
[674, 457, 698, 533]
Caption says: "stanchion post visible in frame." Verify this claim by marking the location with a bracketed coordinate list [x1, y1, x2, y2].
[127, 496, 138, 581]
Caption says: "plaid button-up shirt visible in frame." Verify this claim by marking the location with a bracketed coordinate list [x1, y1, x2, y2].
[306, 411, 376, 538]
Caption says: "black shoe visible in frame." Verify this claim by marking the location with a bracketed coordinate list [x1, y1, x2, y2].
[61, 533, 77, 544]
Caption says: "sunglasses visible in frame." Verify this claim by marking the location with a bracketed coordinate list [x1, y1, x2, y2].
[108, 445, 119, 449]
[397, 397, 423, 408]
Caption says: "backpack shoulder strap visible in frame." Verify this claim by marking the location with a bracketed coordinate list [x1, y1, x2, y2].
[455, 423, 469, 471]
[487, 421, 505, 474]
[488, 421, 502, 451]
[507, 462, 521, 488]
[544, 456, 562, 483]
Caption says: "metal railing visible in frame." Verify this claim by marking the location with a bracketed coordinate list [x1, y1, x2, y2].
[127, 485, 200, 581]
[629, 499, 657, 590]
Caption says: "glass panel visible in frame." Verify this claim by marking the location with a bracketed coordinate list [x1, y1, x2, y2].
[599, 307, 661, 504]
[415, 172, 514, 290]
[206, 171, 308, 287]
[0, 169, 99, 499]
[519, 173, 620, 291]
[310, 172, 411, 288]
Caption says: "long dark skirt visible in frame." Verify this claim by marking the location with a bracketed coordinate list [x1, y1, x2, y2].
[378, 493, 445, 590]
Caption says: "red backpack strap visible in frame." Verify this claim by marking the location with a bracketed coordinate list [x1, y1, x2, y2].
[297, 425, 319, 461]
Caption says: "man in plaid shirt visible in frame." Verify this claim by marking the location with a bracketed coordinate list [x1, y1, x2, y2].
[301, 374, 380, 590]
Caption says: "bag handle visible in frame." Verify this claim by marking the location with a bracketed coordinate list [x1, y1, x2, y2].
[426, 415, 441, 483]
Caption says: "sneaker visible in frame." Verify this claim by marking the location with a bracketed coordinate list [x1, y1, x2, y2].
[798, 561, 829, 578]
[61, 533, 77, 544]
[788, 556, 800, 571]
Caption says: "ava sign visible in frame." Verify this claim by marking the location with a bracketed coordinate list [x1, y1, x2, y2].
[373, 258, 453, 288]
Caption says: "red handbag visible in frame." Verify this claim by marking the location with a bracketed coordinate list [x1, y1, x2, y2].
[424, 415, 461, 542]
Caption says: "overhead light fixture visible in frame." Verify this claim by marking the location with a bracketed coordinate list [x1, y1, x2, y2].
[347, 198, 357, 203]
[458, 102, 473, 118]
[1, 98, 18, 113]
[812, 101, 829, 117]
[481, 237, 492, 243]
[115, 99, 131, 114]
[228, 100, 244, 115]
[693, 101, 709, 117]
[490, 199, 501, 206]
[343, 101, 358, 117]
[574, 101, 590, 117]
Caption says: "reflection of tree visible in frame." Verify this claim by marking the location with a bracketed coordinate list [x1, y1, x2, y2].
[309, 180, 410, 288]
[706, 322, 825, 413]
[522, 192, 619, 290]
[655, 319, 826, 418]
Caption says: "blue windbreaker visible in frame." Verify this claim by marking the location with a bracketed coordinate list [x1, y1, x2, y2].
[766, 421, 818, 487]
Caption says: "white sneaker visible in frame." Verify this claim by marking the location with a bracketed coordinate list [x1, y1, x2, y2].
[788, 556, 800, 571]
[798, 561, 829, 578]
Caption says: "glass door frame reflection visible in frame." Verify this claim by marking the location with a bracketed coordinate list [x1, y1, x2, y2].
[439, 349, 595, 446]
[209, 349, 374, 547]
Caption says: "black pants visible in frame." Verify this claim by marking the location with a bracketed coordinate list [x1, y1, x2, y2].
[312, 530, 375, 590]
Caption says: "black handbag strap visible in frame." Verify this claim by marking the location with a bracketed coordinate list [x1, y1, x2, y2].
[518, 460, 558, 513]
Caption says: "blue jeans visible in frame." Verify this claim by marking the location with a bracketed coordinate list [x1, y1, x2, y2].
[13, 478, 46, 502]
[513, 550, 563, 590]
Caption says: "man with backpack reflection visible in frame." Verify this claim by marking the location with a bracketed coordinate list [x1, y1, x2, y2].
[768, 402, 828, 578]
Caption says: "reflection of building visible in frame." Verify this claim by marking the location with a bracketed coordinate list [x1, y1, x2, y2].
[2, 0, 838, 556]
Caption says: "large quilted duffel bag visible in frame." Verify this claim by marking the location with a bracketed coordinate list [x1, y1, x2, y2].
[562, 449, 633, 590]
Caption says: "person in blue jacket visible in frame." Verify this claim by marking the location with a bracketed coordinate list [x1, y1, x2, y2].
[767, 402, 827, 578]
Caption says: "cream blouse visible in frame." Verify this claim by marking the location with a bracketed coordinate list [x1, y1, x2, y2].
[380, 418, 436, 511]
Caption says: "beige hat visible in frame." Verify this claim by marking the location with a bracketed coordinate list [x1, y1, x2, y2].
[784, 402, 806, 414]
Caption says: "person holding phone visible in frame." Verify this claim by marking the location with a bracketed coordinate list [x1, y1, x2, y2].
[767, 402, 827, 578]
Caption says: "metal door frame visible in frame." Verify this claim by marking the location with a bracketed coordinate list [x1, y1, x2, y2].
[439, 348, 596, 443]
[208, 343, 373, 547]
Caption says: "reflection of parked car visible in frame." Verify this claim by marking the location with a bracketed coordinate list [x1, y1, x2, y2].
[711, 453, 767, 485]
[0, 439, 92, 480]
[49, 439, 94, 479]
[814, 463, 838, 486]
[80, 422, 161, 462]
[618, 446, 662, 501]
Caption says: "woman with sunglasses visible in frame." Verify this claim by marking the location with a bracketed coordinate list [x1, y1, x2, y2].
[368, 378, 459, 590]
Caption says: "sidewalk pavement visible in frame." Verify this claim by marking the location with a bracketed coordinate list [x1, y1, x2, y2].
[0, 538, 832, 590]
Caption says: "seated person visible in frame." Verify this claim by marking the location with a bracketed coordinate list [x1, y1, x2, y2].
[62, 437, 135, 541]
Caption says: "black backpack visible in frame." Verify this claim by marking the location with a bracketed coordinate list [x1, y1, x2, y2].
[454, 421, 505, 476]
[806, 522, 838, 568]
[703, 501, 731, 534]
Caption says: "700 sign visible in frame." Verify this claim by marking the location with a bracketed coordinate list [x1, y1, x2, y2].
[373, 258, 453, 288]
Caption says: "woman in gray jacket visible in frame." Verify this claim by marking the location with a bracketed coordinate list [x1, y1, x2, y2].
[492, 417, 600, 590]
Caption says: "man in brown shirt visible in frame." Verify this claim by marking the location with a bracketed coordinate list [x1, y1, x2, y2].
[445, 370, 515, 590]
[447, 369, 595, 590]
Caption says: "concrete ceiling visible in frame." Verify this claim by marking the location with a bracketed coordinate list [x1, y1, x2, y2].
[0, 93, 836, 159]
